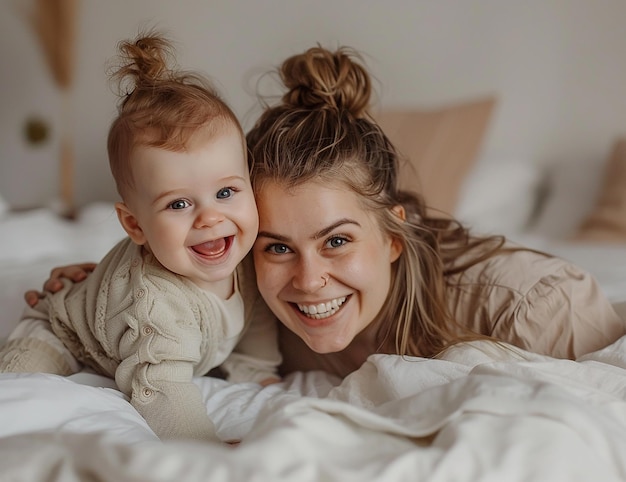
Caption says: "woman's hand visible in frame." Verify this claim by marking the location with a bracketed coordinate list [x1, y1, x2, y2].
[24, 263, 97, 307]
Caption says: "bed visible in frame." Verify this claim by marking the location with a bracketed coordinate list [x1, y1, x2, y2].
[2, 98, 626, 481]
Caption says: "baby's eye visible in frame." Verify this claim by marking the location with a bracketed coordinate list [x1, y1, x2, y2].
[326, 235, 349, 249]
[168, 199, 190, 210]
[265, 243, 292, 255]
[216, 187, 234, 199]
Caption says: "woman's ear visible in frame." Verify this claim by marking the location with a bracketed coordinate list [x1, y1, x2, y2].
[389, 232, 404, 263]
[391, 204, 406, 222]
[115, 202, 146, 245]
[389, 236, 403, 263]
[389, 204, 406, 262]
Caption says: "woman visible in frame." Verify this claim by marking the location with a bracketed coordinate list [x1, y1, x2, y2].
[26, 46, 626, 379]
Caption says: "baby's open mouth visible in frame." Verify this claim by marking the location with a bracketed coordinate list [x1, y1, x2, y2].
[191, 236, 233, 258]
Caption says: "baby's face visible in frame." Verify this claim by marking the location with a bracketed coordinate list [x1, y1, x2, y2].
[120, 125, 258, 295]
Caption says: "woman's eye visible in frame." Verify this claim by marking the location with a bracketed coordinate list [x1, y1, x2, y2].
[168, 199, 190, 210]
[265, 243, 292, 255]
[216, 187, 234, 199]
[326, 236, 348, 249]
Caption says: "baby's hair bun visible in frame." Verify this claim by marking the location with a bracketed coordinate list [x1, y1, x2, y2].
[110, 30, 178, 97]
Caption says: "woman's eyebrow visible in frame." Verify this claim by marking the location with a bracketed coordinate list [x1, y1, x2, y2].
[257, 219, 360, 242]
[256, 231, 289, 241]
[314, 219, 360, 239]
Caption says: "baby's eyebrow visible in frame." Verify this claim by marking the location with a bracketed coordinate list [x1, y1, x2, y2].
[152, 189, 181, 206]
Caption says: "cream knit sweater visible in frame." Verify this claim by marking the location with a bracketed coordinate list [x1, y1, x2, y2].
[0, 238, 281, 442]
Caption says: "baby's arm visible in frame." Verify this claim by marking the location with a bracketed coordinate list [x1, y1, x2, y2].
[115, 290, 221, 442]
[126, 361, 219, 442]
[105, 256, 228, 443]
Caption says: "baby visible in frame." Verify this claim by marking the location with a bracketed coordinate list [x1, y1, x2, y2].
[0, 32, 281, 442]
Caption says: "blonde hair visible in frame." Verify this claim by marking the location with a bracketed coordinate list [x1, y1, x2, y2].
[107, 31, 244, 200]
[247, 46, 509, 358]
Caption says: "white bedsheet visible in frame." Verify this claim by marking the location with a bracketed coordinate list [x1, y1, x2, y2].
[2, 339, 626, 481]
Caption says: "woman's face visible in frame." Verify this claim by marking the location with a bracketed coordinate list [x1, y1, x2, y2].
[253, 180, 402, 354]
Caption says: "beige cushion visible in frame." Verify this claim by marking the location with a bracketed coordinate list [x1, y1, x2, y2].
[375, 96, 496, 215]
[575, 138, 626, 242]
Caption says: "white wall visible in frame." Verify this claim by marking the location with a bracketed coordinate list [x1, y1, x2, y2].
[2, 0, 626, 209]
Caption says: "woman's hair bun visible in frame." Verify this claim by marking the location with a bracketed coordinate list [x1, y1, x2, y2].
[279, 45, 372, 118]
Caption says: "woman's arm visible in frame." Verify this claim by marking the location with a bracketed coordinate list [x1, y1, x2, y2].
[446, 248, 626, 359]
[24, 263, 97, 307]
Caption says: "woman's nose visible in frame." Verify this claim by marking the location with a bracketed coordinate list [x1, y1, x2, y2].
[193, 205, 224, 229]
[291, 257, 327, 293]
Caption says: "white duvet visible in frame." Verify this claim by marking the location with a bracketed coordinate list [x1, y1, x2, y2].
[2, 337, 626, 481]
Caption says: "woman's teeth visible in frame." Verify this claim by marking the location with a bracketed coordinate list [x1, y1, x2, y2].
[297, 297, 347, 319]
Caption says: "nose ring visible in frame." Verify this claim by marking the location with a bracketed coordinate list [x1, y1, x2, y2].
[321, 275, 329, 287]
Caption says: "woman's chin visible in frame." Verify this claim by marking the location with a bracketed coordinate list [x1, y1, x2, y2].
[303, 334, 351, 354]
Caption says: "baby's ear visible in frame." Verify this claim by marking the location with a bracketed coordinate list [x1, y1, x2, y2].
[115, 202, 146, 245]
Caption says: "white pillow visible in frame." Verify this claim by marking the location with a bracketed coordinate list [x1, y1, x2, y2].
[0, 203, 124, 264]
[0, 203, 126, 341]
[454, 155, 542, 236]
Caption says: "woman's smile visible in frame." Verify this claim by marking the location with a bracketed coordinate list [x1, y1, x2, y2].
[289, 294, 352, 333]
[296, 296, 348, 319]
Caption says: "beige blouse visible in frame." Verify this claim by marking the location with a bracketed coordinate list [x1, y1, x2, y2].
[278, 247, 626, 378]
